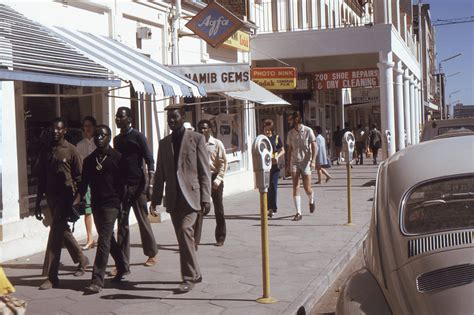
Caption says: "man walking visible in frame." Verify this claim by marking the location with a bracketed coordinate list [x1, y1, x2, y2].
[34, 117, 89, 290]
[114, 107, 158, 270]
[194, 119, 228, 248]
[332, 126, 343, 165]
[368, 123, 382, 165]
[150, 106, 211, 293]
[286, 111, 317, 221]
[354, 124, 367, 165]
[75, 124, 128, 294]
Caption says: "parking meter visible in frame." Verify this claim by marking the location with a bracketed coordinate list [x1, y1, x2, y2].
[342, 131, 355, 164]
[252, 135, 273, 193]
[384, 130, 391, 146]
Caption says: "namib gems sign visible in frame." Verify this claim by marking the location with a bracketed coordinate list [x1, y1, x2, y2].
[313, 68, 379, 90]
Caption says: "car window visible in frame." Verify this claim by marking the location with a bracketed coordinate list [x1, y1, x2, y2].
[402, 175, 474, 235]
[438, 125, 474, 136]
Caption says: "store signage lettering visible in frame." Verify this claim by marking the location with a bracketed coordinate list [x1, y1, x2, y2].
[351, 88, 380, 104]
[185, 2, 244, 48]
[171, 63, 250, 93]
[251, 67, 297, 90]
[313, 69, 379, 90]
[222, 30, 250, 52]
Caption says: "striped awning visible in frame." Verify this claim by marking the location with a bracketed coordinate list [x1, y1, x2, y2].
[48, 26, 207, 98]
[0, 4, 120, 87]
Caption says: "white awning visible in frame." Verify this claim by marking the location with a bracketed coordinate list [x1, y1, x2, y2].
[48, 26, 206, 98]
[223, 81, 290, 106]
[0, 4, 120, 87]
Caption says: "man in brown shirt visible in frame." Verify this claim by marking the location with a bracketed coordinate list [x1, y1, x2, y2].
[34, 117, 89, 290]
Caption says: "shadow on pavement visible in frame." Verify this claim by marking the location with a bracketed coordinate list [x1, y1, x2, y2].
[101, 293, 255, 302]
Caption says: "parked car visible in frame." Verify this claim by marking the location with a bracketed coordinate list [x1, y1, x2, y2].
[336, 135, 474, 315]
[420, 117, 474, 142]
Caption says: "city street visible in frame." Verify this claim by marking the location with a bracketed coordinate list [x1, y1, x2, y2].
[3, 164, 377, 315]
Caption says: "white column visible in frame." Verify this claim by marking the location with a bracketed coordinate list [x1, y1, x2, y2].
[395, 0, 400, 31]
[403, 70, 411, 145]
[394, 61, 405, 150]
[377, 51, 396, 158]
[415, 81, 421, 144]
[1, 81, 20, 224]
[409, 77, 416, 144]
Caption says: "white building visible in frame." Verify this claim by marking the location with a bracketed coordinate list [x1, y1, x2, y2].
[0, 0, 289, 262]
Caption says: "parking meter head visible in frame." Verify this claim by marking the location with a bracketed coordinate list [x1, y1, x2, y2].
[385, 130, 391, 145]
[343, 131, 355, 163]
[252, 135, 273, 192]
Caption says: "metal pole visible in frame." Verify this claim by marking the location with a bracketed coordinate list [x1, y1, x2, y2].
[256, 191, 277, 304]
[345, 163, 353, 226]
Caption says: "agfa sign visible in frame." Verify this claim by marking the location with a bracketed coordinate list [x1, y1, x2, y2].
[186, 2, 244, 48]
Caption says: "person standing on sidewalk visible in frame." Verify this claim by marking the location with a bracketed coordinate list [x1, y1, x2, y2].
[76, 116, 97, 251]
[286, 111, 317, 221]
[332, 126, 343, 165]
[263, 119, 285, 218]
[354, 124, 367, 165]
[114, 107, 158, 270]
[150, 106, 211, 293]
[75, 124, 128, 294]
[314, 126, 332, 184]
[194, 119, 228, 248]
[368, 124, 383, 165]
[34, 117, 89, 290]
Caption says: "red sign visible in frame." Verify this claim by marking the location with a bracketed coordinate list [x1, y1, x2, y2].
[251, 67, 297, 90]
[313, 68, 379, 90]
[185, 2, 244, 48]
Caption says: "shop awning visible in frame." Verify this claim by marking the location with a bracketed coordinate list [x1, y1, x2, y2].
[223, 81, 290, 106]
[48, 26, 206, 98]
[0, 4, 120, 87]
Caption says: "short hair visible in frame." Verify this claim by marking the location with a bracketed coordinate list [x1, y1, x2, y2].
[117, 106, 133, 119]
[372, 123, 378, 129]
[166, 106, 185, 116]
[315, 126, 323, 134]
[197, 119, 211, 129]
[344, 121, 350, 128]
[96, 124, 111, 135]
[82, 116, 97, 127]
[52, 117, 67, 128]
[263, 119, 274, 130]
[289, 111, 302, 120]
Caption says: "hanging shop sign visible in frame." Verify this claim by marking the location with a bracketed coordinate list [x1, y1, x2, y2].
[185, 2, 244, 48]
[171, 63, 250, 93]
[222, 30, 250, 52]
[313, 68, 379, 90]
[251, 67, 297, 90]
[351, 88, 380, 104]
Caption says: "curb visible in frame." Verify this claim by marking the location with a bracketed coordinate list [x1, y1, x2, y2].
[284, 222, 370, 315]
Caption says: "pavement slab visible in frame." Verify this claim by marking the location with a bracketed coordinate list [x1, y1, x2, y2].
[2, 164, 377, 314]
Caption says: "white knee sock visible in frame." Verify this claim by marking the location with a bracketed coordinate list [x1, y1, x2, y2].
[293, 195, 301, 214]
[307, 192, 314, 204]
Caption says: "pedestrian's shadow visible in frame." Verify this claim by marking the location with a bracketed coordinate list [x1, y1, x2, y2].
[224, 214, 261, 221]
[101, 293, 256, 302]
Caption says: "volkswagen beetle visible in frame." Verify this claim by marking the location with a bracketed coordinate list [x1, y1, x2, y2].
[336, 135, 474, 314]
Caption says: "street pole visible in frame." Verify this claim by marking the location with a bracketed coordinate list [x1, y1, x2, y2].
[346, 162, 353, 226]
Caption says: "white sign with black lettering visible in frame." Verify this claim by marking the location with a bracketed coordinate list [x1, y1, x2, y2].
[171, 63, 250, 93]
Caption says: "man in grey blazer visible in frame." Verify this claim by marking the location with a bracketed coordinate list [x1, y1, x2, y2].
[150, 106, 211, 293]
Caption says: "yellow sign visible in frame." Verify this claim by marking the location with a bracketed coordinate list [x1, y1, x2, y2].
[222, 30, 250, 52]
[251, 67, 297, 90]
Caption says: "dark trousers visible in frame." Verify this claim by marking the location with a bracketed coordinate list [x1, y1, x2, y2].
[370, 146, 380, 163]
[267, 165, 280, 211]
[43, 198, 86, 280]
[91, 207, 126, 287]
[194, 175, 226, 245]
[355, 142, 365, 165]
[117, 184, 158, 270]
[170, 199, 201, 283]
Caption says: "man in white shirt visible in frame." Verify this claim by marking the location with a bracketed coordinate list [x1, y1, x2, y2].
[286, 111, 317, 221]
[194, 119, 228, 247]
[76, 116, 97, 250]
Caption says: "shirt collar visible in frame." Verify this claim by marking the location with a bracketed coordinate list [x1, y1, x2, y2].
[207, 135, 217, 145]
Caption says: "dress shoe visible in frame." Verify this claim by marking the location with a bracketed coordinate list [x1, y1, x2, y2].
[267, 210, 273, 218]
[215, 240, 224, 247]
[74, 256, 89, 277]
[292, 213, 302, 221]
[192, 276, 203, 283]
[177, 282, 195, 293]
[108, 268, 130, 277]
[39, 278, 58, 290]
[309, 203, 316, 213]
[144, 256, 157, 267]
[84, 284, 102, 294]
[81, 242, 96, 251]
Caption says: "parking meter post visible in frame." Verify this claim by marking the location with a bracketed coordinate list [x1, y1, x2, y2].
[342, 131, 355, 226]
[252, 135, 277, 304]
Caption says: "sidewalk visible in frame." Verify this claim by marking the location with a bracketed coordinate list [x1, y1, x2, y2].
[2, 164, 377, 315]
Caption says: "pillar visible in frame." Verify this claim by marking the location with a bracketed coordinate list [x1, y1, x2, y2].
[409, 77, 416, 144]
[403, 70, 411, 145]
[394, 61, 405, 150]
[415, 81, 421, 143]
[377, 51, 396, 158]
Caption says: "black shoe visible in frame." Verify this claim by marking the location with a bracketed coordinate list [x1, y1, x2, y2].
[309, 203, 315, 213]
[84, 284, 102, 294]
[292, 214, 302, 221]
[215, 240, 224, 247]
[111, 269, 130, 282]
[268, 211, 273, 218]
[39, 278, 58, 290]
[74, 256, 90, 277]
[177, 282, 195, 293]
[192, 276, 203, 283]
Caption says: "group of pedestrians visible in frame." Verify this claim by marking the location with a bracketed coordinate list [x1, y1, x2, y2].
[33, 105, 224, 294]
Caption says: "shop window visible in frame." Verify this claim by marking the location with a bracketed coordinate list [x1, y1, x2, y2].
[199, 96, 245, 173]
